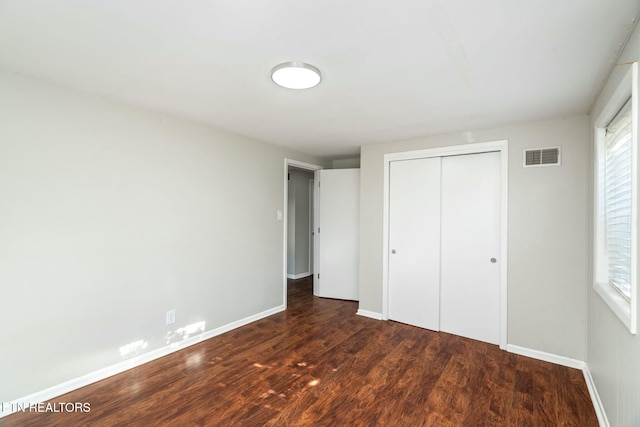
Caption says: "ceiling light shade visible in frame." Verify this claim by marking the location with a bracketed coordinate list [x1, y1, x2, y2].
[271, 62, 321, 89]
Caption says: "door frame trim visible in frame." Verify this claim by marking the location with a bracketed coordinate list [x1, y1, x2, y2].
[283, 159, 323, 308]
[382, 140, 509, 349]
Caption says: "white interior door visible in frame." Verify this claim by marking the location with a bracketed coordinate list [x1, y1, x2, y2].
[440, 152, 501, 344]
[317, 169, 359, 300]
[309, 179, 314, 275]
[313, 171, 320, 296]
[388, 158, 441, 330]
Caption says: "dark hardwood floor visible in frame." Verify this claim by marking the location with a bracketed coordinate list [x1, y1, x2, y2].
[4, 277, 597, 427]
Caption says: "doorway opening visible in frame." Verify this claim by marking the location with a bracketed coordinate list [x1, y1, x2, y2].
[283, 159, 322, 308]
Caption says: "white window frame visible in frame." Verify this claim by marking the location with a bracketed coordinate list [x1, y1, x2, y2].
[593, 62, 638, 334]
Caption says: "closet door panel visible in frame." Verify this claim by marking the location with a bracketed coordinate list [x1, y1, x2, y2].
[388, 158, 441, 331]
[440, 152, 501, 344]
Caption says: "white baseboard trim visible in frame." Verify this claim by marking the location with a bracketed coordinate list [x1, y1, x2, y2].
[583, 365, 609, 427]
[356, 309, 383, 320]
[0, 304, 286, 418]
[287, 272, 311, 280]
[506, 344, 585, 370]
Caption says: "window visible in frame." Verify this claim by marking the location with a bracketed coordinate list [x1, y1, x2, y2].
[604, 99, 632, 299]
[594, 63, 637, 334]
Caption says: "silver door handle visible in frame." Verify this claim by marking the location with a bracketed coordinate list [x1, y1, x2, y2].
[490, 258, 497, 263]
[391, 249, 396, 254]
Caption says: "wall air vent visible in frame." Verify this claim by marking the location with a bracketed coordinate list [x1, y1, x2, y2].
[523, 147, 561, 167]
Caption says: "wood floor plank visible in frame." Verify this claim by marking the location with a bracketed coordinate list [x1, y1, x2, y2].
[568, 367, 599, 426]
[460, 347, 514, 426]
[508, 366, 535, 426]
[3, 277, 598, 427]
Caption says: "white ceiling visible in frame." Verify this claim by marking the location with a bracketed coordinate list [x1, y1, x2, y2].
[1, 1, 638, 159]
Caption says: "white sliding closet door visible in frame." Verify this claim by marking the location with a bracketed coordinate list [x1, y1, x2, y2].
[387, 151, 501, 345]
[388, 158, 441, 330]
[440, 152, 501, 344]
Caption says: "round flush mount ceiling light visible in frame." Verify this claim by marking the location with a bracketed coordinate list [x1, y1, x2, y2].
[271, 62, 321, 89]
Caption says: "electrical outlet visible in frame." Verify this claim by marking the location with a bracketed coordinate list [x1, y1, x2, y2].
[166, 309, 176, 325]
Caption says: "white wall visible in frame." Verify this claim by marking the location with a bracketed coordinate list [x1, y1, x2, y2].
[586, 24, 640, 427]
[359, 116, 588, 360]
[286, 168, 314, 277]
[332, 157, 360, 169]
[294, 171, 313, 276]
[0, 70, 328, 402]
[287, 177, 296, 275]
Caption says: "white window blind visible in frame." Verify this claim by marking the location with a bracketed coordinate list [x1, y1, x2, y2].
[603, 97, 633, 300]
